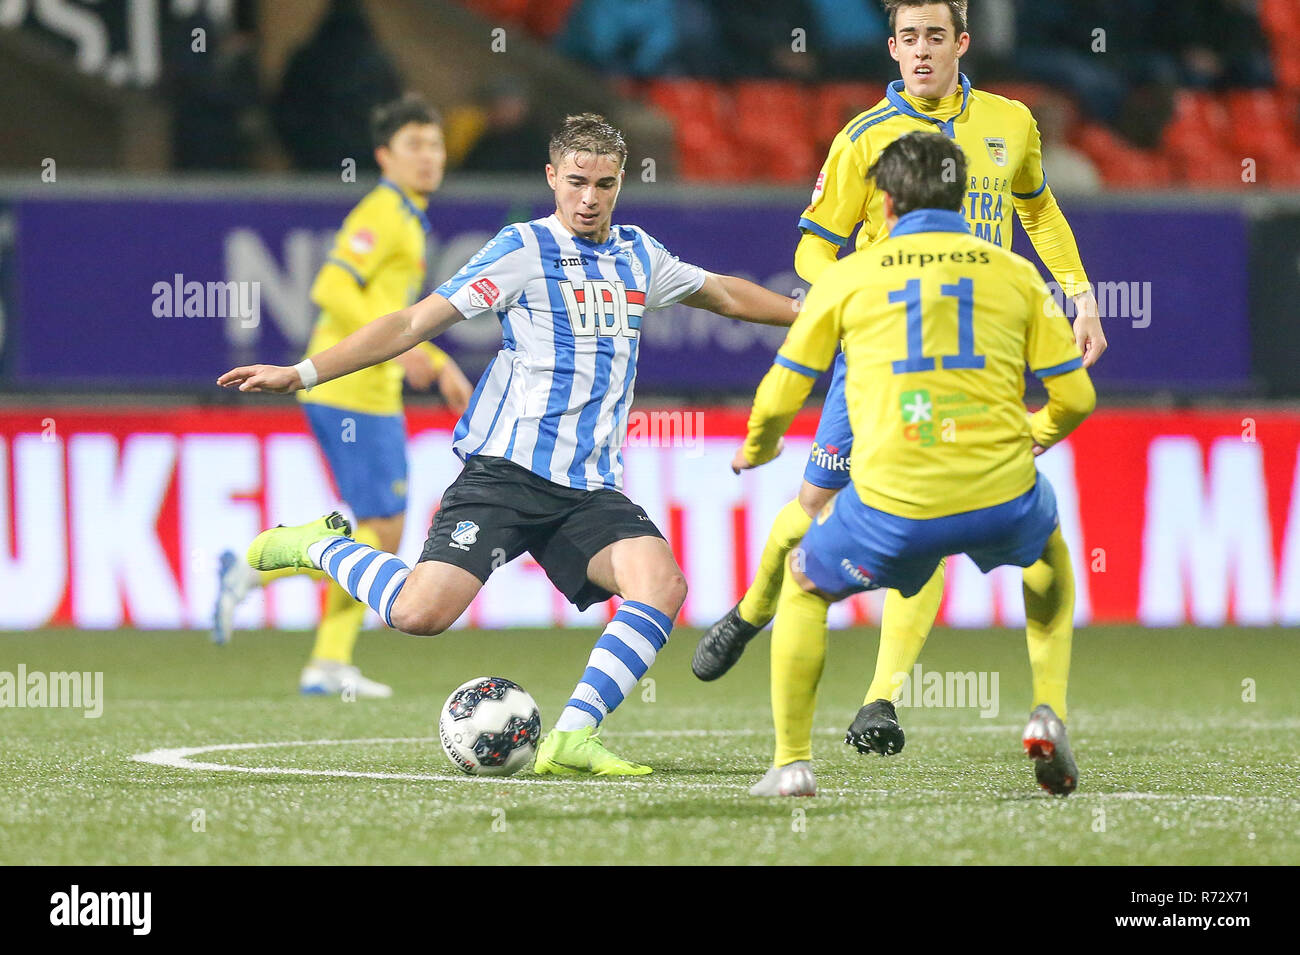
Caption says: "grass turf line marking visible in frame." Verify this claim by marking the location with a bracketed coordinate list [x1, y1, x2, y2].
[131, 736, 1299, 802]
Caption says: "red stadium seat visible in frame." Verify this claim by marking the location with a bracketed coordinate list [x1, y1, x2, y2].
[1226, 89, 1300, 173]
[646, 80, 750, 181]
[982, 82, 1052, 110]
[733, 82, 818, 182]
[1073, 123, 1174, 188]
[1262, 0, 1300, 37]
[811, 82, 880, 150]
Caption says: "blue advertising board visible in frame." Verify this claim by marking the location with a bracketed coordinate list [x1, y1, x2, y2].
[2, 187, 1254, 393]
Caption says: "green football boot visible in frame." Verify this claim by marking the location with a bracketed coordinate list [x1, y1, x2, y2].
[246, 511, 352, 572]
[532, 727, 653, 777]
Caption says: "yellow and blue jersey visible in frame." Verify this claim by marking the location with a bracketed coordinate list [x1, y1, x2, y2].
[300, 177, 448, 416]
[746, 209, 1093, 520]
[800, 74, 1090, 297]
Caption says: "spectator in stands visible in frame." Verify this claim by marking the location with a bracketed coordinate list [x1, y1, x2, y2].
[1036, 93, 1101, 194]
[560, 0, 680, 77]
[164, 2, 262, 170]
[1014, 0, 1177, 147]
[272, 0, 402, 170]
[803, 0, 893, 79]
[704, 0, 819, 78]
[1169, 0, 1275, 90]
[458, 77, 554, 173]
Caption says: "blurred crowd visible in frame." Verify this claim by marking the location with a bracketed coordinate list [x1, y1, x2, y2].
[12, 0, 1281, 176]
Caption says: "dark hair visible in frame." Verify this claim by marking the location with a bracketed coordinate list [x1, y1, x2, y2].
[548, 112, 627, 168]
[371, 94, 442, 149]
[868, 131, 967, 217]
[882, 0, 968, 36]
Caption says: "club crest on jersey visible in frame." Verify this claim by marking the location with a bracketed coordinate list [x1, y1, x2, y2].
[468, 278, 501, 310]
[984, 137, 1008, 166]
[450, 520, 480, 550]
[559, 279, 644, 338]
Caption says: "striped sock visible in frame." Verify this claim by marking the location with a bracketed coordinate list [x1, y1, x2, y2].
[555, 601, 673, 731]
[306, 537, 410, 628]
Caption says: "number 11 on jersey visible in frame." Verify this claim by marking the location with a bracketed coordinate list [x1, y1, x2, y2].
[890, 277, 985, 374]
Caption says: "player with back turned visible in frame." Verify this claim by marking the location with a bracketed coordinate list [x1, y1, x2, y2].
[694, 0, 1107, 757]
[212, 95, 474, 698]
[737, 131, 1095, 795]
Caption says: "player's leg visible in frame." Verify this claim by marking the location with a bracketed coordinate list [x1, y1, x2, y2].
[300, 515, 402, 698]
[692, 354, 852, 681]
[1021, 525, 1078, 794]
[532, 490, 680, 776]
[846, 560, 948, 756]
[752, 553, 833, 797]
[297, 405, 410, 696]
[965, 475, 1078, 794]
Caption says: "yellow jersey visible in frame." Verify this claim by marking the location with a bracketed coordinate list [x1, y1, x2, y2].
[300, 178, 448, 416]
[745, 209, 1095, 520]
[800, 75, 1091, 297]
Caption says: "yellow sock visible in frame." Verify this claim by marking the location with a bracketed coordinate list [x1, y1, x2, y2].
[739, 498, 814, 626]
[1022, 527, 1074, 721]
[258, 566, 325, 586]
[770, 567, 831, 767]
[864, 558, 946, 704]
[308, 525, 382, 665]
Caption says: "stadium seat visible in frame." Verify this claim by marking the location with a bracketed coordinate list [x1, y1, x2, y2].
[1226, 89, 1300, 173]
[733, 82, 818, 182]
[983, 82, 1051, 110]
[811, 82, 880, 150]
[1073, 123, 1174, 188]
[646, 80, 749, 181]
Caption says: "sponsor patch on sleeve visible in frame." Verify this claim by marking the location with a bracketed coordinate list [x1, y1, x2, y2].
[467, 278, 501, 310]
[348, 228, 376, 257]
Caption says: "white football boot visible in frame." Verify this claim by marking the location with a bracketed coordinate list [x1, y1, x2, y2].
[212, 549, 260, 645]
[749, 760, 818, 796]
[299, 660, 393, 699]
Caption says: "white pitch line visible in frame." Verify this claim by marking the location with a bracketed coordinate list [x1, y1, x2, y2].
[131, 736, 1299, 803]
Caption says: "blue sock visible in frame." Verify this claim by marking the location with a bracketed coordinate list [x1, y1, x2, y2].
[307, 537, 410, 627]
[555, 601, 673, 731]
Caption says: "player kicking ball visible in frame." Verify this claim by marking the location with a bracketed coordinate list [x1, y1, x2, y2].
[734, 132, 1094, 797]
[695, 0, 1106, 764]
[219, 114, 797, 776]
[212, 95, 474, 699]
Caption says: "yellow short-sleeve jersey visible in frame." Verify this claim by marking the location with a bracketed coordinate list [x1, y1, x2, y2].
[776, 209, 1085, 519]
[299, 178, 434, 416]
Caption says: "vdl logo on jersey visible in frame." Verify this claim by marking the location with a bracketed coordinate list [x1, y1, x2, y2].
[558, 279, 644, 339]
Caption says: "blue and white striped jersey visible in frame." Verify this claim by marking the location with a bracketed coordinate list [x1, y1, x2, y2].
[435, 214, 707, 491]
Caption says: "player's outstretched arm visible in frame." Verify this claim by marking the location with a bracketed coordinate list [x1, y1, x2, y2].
[217, 291, 465, 394]
[682, 274, 799, 327]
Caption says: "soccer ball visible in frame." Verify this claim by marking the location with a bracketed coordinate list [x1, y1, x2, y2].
[438, 677, 542, 776]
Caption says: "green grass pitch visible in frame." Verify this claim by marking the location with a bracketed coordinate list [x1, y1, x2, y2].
[1, 625, 1296, 865]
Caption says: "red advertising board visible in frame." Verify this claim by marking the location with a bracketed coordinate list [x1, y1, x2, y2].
[2, 406, 1297, 630]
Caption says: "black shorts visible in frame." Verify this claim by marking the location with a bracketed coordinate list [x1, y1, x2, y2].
[420, 455, 666, 611]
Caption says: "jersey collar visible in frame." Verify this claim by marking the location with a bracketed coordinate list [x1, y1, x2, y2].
[885, 73, 971, 137]
[378, 177, 431, 233]
[890, 209, 970, 237]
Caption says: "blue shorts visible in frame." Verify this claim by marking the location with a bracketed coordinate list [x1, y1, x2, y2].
[795, 475, 1060, 599]
[302, 403, 408, 520]
[804, 351, 852, 490]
